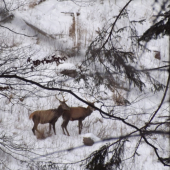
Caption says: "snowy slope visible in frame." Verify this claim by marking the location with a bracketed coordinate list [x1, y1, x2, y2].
[0, 0, 169, 169]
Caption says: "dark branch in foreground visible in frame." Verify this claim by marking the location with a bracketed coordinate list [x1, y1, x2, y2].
[0, 74, 140, 131]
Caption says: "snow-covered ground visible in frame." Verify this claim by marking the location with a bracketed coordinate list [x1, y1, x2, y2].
[0, 0, 169, 169]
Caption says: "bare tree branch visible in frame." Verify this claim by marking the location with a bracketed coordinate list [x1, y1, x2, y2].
[0, 25, 37, 37]
[102, 0, 133, 48]
[2, 0, 9, 11]
[0, 74, 141, 132]
[146, 74, 170, 127]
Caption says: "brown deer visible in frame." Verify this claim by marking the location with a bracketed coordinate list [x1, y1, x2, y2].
[61, 102, 96, 136]
[29, 100, 70, 135]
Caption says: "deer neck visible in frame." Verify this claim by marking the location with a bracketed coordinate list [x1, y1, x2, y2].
[57, 105, 65, 114]
[86, 106, 94, 115]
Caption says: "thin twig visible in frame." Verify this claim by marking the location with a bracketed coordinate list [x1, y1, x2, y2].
[147, 74, 170, 126]
[0, 25, 37, 37]
[102, 0, 133, 48]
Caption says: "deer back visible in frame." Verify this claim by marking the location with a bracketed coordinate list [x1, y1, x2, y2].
[62, 106, 93, 120]
[38, 110, 56, 124]
[40, 103, 70, 123]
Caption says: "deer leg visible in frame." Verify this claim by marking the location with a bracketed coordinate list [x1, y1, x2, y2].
[32, 117, 36, 135]
[79, 120, 83, 134]
[81, 121, 83, 134]
[52, 122, 56, 135]
[64, 126, 70, 136]
[61, 121, 66, 135]
[61, 120, 70, 136]
[50, 117, 59, 135]
[32, 116, 41, 135]
[49, 123, 51, 132]
[33, 122, 41, 134]
[78, 120, 80, 134]
[32, 125, 35, 135]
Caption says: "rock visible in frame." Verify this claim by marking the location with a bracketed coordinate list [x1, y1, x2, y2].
[154, 51, 161, 60]
[83, 137, 94, 146]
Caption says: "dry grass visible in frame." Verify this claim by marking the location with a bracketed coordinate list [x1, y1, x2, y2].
[36, 37, 40, 44]
[29, 0, 47, 8]
[112, 91, 127, 106]
[82, 117, 113, 139]
[97, 126, 107, 139]
[29, 2, 37, 8]
[83, 119, 93, 133]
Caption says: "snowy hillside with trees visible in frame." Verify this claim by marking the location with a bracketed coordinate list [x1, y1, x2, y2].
[0, 0, 169, 169]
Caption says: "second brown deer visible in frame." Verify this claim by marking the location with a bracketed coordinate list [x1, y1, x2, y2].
[61, 102, 96, 136]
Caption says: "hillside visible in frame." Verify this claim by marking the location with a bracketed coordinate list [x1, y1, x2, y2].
[0, 0, 169, 169]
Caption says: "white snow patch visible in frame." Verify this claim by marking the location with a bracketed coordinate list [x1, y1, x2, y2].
[82, 133, 101, 142]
